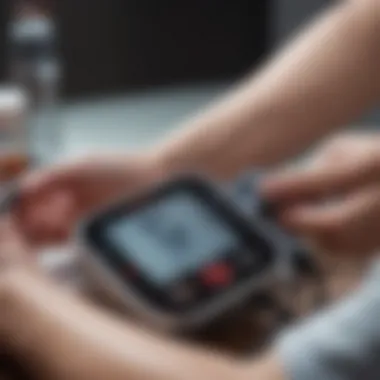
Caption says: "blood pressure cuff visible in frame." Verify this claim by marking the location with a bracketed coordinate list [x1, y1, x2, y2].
[276, 261, 380, 380]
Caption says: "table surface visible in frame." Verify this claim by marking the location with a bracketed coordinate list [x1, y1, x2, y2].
[32, 83, 228, 163]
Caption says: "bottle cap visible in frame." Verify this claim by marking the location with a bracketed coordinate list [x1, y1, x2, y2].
[0, 86, 29, 115]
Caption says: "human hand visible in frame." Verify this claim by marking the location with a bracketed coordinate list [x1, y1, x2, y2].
[14, 152, 166, 245]
[0, 218, 34, 274]
[260, 133, 380, 255]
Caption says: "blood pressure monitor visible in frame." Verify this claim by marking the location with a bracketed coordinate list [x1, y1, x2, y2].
[78, 172, 323, 332]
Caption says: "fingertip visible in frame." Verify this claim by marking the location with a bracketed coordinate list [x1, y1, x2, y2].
[260, 172, 305, 202]
[259, 176, 284, 197]
[277, 206, 329, 233]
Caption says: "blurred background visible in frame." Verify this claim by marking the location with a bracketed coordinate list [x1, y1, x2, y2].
[0, 0, 375, 169]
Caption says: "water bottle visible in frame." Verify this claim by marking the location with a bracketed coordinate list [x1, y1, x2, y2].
[8, 0, 62, 167]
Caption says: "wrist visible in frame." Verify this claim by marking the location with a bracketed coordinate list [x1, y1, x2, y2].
[144, 147, 175, 182]
[149, 135, 248, 181]
[148, 143, 224, 182]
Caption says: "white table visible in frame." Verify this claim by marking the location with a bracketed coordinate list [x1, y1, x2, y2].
[51, 83, 228, 160]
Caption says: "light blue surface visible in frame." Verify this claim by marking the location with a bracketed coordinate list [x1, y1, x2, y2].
[50, 83, 228, 161]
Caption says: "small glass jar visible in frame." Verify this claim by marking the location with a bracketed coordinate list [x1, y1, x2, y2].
[0, 86, 30, 183]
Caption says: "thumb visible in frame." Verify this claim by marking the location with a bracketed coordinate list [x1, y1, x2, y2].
[21, 157, 109, 198]
[21, 163, 78, 196]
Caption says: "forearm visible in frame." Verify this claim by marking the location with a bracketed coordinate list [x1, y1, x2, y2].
[155, 0, 380, 179]
[0, 270, 283, 380]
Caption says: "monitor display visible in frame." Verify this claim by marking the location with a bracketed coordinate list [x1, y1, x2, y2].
[107, 192, 239, 286]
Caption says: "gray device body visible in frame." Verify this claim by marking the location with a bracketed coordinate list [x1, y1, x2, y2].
[77, 172, 321, 332]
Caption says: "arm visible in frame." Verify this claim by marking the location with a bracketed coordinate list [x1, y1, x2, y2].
[16, 0, 380, 245]
[9, 263, 380, 380]
[153, 0, 380, 179]
[0, 269, 284, 380]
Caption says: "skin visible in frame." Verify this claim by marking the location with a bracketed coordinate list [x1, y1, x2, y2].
[2, 0, 380, 378]
[0, 222, 284, 380]
[17, 153, 167, 244]
[15, 0, 380, 247]
[263, 133, 380, 255]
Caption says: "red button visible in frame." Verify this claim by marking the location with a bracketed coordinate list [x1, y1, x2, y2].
[201, 263, 234, 287]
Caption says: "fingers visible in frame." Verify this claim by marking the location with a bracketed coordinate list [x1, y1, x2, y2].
[261, 158, 380, 204]
[20, 190, 76, 246]
[14, 160, 87, 246]
[278, 184, 380, 254]
[14, 156, 128, 246]
[21, 155, 123, 195]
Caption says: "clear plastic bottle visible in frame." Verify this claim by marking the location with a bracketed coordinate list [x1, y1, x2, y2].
[8, 0, 61, 167]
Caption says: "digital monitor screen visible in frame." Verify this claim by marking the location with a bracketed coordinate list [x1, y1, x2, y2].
[107, 192, 240, 286]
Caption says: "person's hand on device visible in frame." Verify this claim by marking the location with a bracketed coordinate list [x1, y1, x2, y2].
[261, 133, 380, 255]
[15, 152, 166, 245]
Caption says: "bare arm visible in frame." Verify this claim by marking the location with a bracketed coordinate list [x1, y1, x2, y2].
[0, 270, 284, 380]
[154, 0, 380, 179]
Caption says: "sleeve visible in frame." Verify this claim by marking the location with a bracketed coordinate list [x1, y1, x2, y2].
[276, 262, 380, 380]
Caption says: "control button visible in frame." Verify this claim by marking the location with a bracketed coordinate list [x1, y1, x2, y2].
[169, 283, 196, 305]
[236, 250, 257, 271]
[201, 263, 234, 287]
